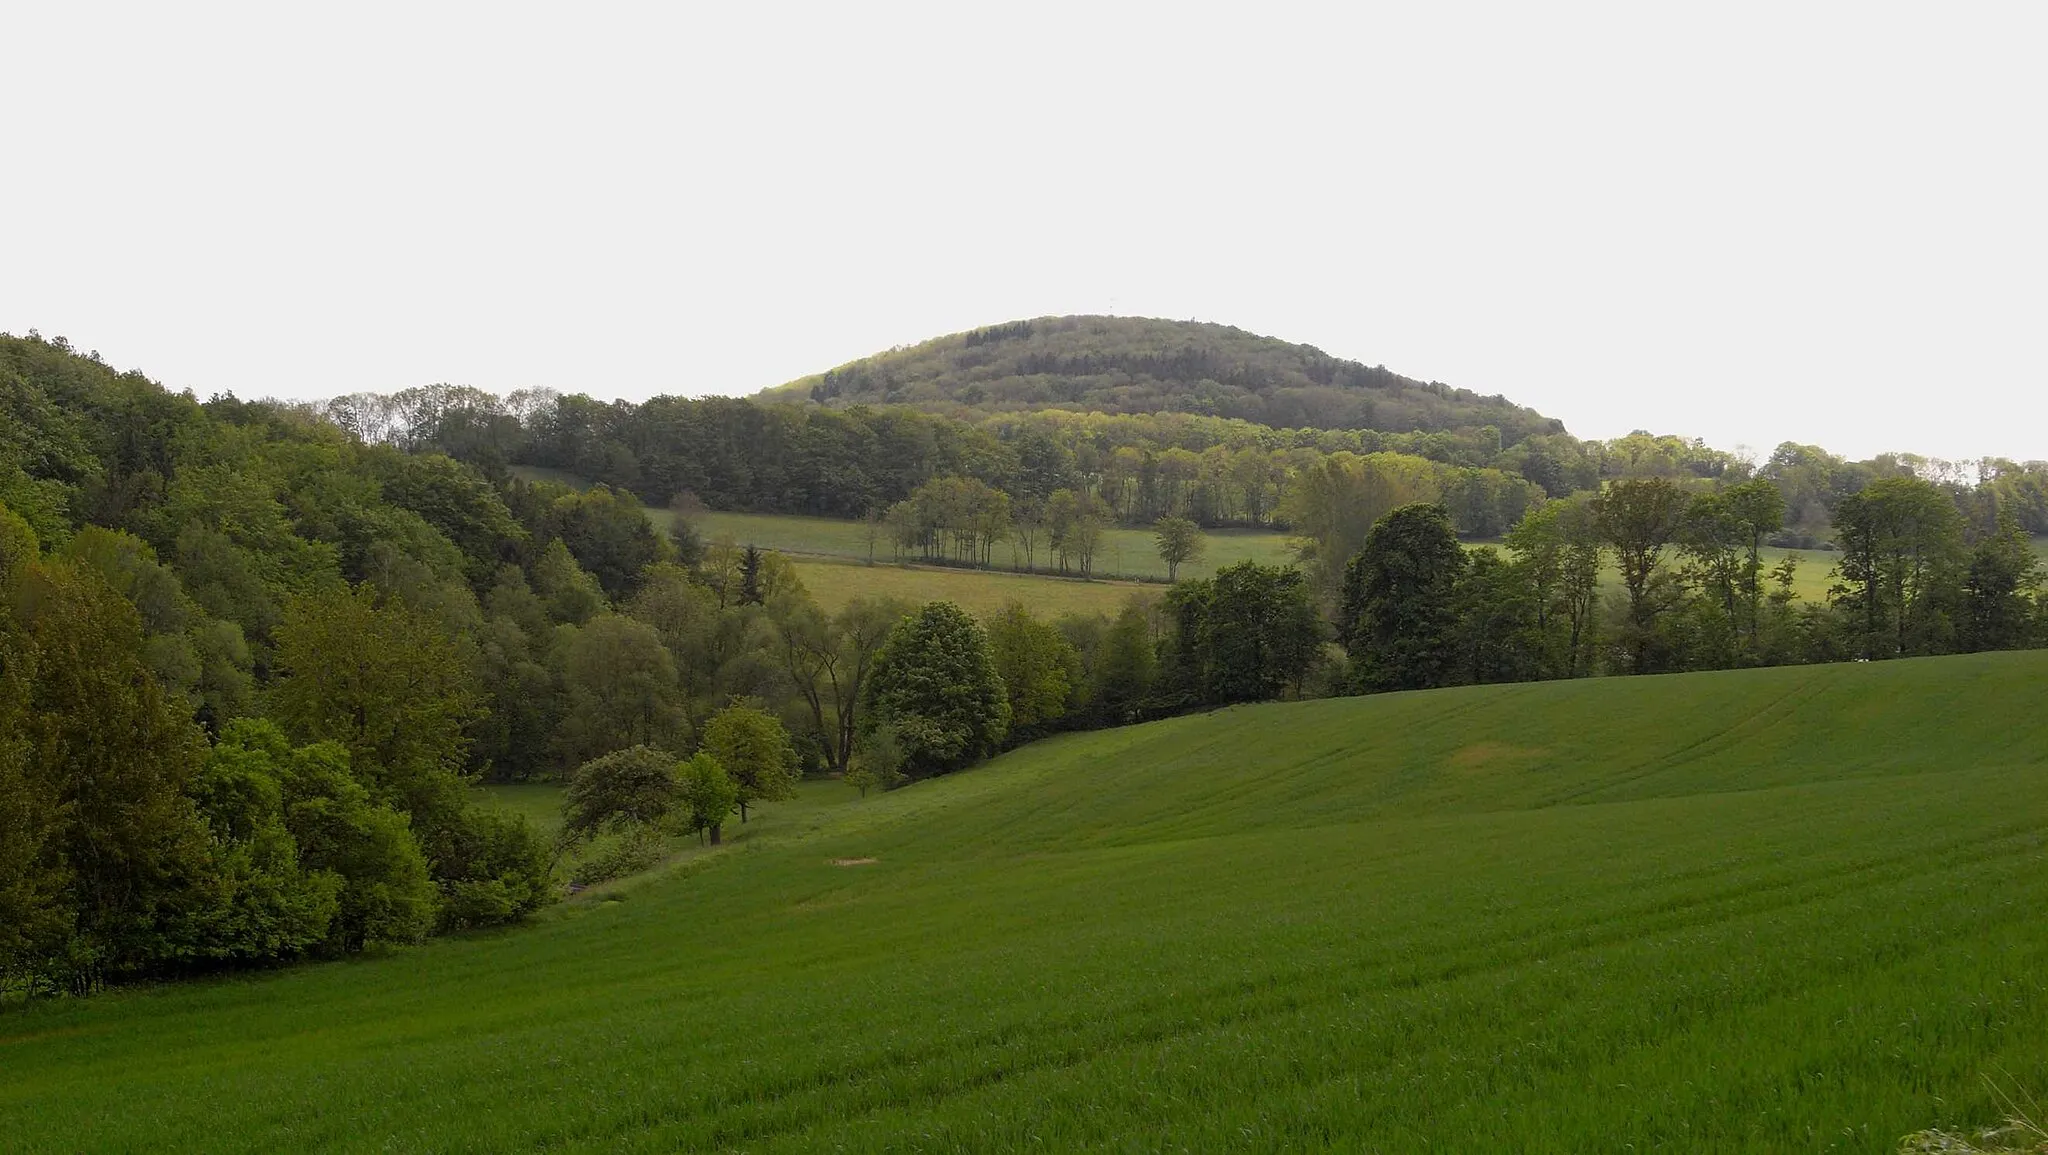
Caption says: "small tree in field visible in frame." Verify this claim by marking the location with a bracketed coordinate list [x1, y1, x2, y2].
[1154, 515, 1205, 582]
[676, 753, 738, 844]
[845, 723, 907, 798]
[562, 745, 678, 844]
[701, 703, 798, 823]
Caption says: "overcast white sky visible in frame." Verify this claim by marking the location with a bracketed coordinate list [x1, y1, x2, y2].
[4, 3, 2043, 462]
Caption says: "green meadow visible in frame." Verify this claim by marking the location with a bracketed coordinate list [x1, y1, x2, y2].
[519, 466, 1847, 608]
[8, 651, 2048, 1151]
[786, 556, 1155, 618]
[685, 509, 1297, 584]
[678, 506, 1844, 617]
[678, 507, 1840, 603]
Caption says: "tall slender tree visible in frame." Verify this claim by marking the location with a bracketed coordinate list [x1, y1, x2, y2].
[1340, 503, 1468, 692]
[1595, 477, 1688, 672]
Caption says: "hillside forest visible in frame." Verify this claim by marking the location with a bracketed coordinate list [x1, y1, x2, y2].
[2, 327, 2044, 996]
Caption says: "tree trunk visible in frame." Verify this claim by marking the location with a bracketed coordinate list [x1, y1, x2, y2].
[709, 823, 722, 845]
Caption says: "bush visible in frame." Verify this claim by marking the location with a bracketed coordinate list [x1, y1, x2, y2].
[563, 745, 678, 842]
[429, 805, 553, 931]
[568, 826, 668, 888]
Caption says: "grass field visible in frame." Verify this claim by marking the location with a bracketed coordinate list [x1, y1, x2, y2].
[684, 509, 1296, 584]
[515, 465, 1294, 582]
[787, 557, 1155, 618]
[8, 652, 2048, 1151]
[519, 466, 1852, 607]
[475, 783, 567, 837]
[682, 508, 1845, 614]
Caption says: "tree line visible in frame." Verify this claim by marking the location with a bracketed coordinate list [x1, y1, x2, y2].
[317, 377, 2048, 561]
[1335, 480, 2044, 694]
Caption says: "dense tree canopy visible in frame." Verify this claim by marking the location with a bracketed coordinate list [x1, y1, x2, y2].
[863, 603, 1011, 777]
[1341, 504, 1469, 692]
[1165, 562, 1325, 706]
[781, 316, 1565, 441]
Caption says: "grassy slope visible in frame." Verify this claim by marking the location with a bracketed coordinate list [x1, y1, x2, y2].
[8, 653, 2048, 1151]
[476, 780, 855, 891]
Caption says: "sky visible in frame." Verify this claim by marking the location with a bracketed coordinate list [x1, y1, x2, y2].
[5, 2, 2043, 463]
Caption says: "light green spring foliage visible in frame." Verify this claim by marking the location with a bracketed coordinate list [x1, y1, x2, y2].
[0, 501, 41, 585]
[1151, 514, 1205, 581]
[7, 652, 2048, 1149]
[203, 719, 435, 953]
[699, 704, 797, 821]
[533, 538, 607, 626]
[983, 601, 1081, 734]
[676, 751, 739, 840]
[844, 724, 906, 797]
[551, 615, 689, 767]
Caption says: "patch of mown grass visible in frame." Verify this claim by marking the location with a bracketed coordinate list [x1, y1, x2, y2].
[13, 653, 2046, 1151]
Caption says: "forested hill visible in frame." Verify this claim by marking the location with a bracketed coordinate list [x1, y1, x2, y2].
[770, 316, 1565, 444]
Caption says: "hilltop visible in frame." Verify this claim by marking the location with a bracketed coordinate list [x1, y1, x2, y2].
[769, 315, 1566, 444]
[7, 651, 2047, 1150]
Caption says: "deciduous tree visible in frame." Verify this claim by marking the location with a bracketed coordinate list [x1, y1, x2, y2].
[270, 584, 482, 835]
[677, 752, 738, 844]
[562, 745, 680, 842]
[1340, 503, 1469, 692]
[984, 602, 1081, 736]
[701, 703, 798, 822]
[1153, 515, 1205, 582]
[862, 602, 1010, 776]
[1595, 477, 1688, 671]
[1831, 476, 1965, 658]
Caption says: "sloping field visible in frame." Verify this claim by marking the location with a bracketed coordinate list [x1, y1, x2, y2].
[6, 653, 2048, 1151]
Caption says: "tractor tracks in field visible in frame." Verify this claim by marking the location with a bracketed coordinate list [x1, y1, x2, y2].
[551, 810, 2048, 1153]
[1533, 673, 1839, 808]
